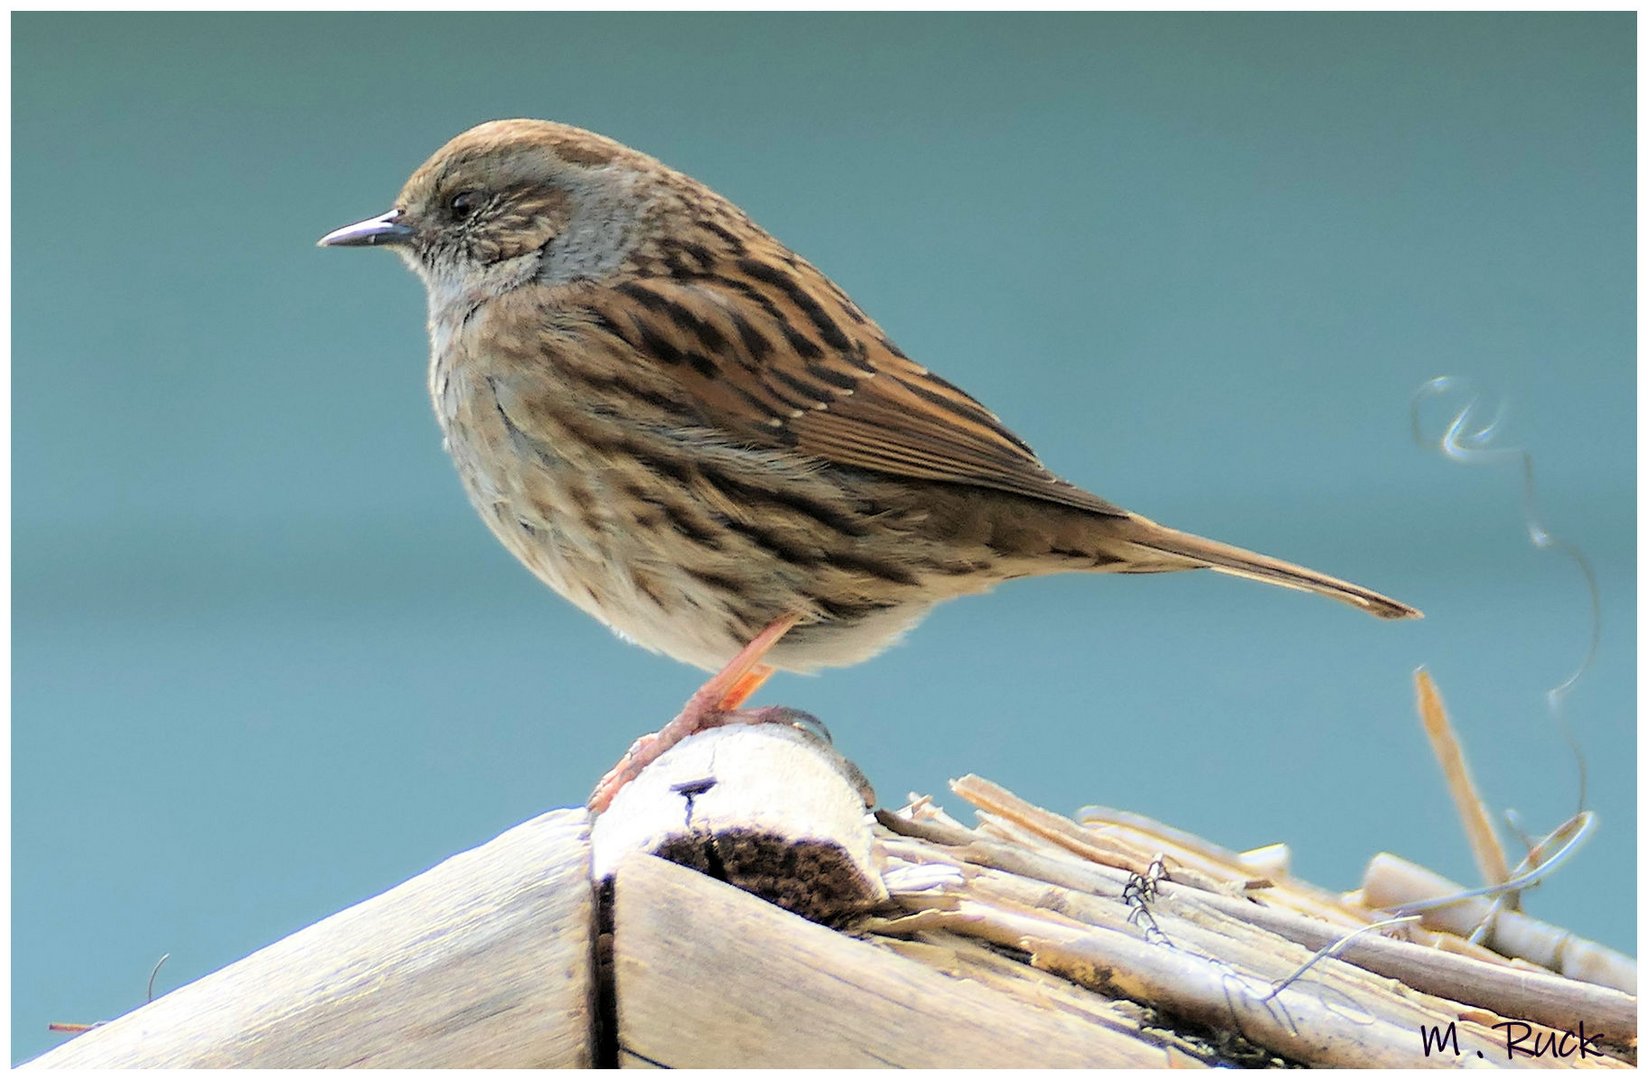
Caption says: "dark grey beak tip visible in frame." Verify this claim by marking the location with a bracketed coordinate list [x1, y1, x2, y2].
[317, 209, 415, 249]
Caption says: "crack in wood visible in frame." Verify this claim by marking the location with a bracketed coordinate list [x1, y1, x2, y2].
[592, 877, 619, 1069]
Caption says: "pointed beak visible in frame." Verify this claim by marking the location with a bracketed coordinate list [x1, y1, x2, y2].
[317, 209, 415, 249]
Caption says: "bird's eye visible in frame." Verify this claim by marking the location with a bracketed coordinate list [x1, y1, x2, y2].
[449, 190, 484, 220]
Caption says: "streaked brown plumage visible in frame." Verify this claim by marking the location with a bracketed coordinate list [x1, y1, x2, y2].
[321, 119, 1419, 809]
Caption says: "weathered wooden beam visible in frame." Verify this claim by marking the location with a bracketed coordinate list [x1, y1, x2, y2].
[20, 738, 1632, 1070]
[23, 810, 595, 1069]
[610, 851, 1172, 1067]
[591, 724, 884, 923]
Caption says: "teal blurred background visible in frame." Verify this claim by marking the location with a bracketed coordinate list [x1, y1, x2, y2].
[12, 12, 1633, 1060]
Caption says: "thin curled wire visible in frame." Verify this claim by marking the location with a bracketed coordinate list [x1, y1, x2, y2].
[1261, 916, 1422, 1003]
[1406, 377, 1602, 934]
[1409, 375, 1598, 813]
[1391, 811, 1597, 938]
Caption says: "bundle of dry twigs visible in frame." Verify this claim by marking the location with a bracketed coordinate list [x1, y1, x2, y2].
[861, 670, 1633, 1068]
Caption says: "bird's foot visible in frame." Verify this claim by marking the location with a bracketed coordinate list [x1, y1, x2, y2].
[588, 615, 802, 813]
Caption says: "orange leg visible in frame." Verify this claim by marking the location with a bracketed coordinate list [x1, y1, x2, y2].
[588, 614, 799, 812]
[718, 664, 776, 711]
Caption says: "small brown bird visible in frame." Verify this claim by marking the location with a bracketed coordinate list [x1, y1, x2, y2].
[321, 119, 1419, 810]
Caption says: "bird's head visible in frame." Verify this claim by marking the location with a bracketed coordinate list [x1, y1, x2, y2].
[319, 119, 665, 313]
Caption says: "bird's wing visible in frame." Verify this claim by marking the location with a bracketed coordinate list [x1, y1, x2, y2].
[582, 247, 1127, 518]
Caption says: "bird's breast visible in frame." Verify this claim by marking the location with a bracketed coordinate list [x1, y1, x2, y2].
[425, 309, 814, 670]
[424, 299, 1028, 675]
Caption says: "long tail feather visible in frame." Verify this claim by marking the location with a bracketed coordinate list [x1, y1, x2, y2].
[1120, 520, 1422, 620]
